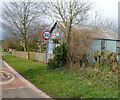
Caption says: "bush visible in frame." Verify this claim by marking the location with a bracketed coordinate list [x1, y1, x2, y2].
[94, 50, 118, 68]
[47, 42, 67, 69]
[12, 45, 24, 51]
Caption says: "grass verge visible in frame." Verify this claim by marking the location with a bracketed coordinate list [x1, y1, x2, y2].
[2, 55, 119, 98]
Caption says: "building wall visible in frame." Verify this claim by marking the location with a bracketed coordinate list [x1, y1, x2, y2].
[90, 40, 101, 62]
[117, 41, 120, 61]
[92, 40, 101, 51]
[48, 27, 57, 54]
[91, 39, 118, 62]
[48, 40, 55, 54]
[106, 40, 116, 52]
[48, 24, 63, 54]
[92, 39, 117, 53]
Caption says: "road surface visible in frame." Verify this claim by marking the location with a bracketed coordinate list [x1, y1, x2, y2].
[0, 59, 51, 99]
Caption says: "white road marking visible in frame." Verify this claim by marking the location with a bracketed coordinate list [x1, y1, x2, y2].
[0, 70, 15, 85]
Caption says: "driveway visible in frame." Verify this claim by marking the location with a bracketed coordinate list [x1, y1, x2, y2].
[0, 60, 51, 99]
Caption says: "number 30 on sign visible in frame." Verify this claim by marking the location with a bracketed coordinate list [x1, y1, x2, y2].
[42, 30, 51, 40]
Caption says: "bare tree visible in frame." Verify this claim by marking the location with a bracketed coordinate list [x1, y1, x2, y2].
[91, 11, 117, 32]
[2, 1, 45, 51]
[69, 28, 97, 67]
[91, 11, 102, 26]
[100, 18, 117, 32]
[27, 24, 49, 52]
[44, 0, 93, 63]
[44, 0, 92, 43]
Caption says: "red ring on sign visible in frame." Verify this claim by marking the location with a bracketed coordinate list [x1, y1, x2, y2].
[42, 30, 51, 40]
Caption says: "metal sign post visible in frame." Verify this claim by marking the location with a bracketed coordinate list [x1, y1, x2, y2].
[46, 40, 48, 70]
[42, 30, 51, 70]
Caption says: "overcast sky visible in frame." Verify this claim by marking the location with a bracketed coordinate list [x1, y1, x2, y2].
[0, 0, 119, 39]
[92, 0, 119, 21]
[0, 0, 119, 21]
[0, 0, 119, 20]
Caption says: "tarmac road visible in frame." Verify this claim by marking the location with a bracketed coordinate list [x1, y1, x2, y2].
[0, 60, 51, 99]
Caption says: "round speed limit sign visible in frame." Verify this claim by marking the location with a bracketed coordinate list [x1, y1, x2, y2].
[42, 30, 51, 40]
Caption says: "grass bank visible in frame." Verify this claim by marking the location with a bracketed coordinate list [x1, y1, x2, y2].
[2, 55, 119, 98]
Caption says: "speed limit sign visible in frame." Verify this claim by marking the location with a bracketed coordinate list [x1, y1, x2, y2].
[42, 30, 51, 40]
[42, 30, 51, 70]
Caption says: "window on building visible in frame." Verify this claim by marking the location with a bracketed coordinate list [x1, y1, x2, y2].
[101, 40, 106, 50]
[117, 47, 120, 54]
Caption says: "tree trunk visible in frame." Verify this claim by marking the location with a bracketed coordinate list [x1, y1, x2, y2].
[66, 31, 72, 65]
[23, 36, 30, 59]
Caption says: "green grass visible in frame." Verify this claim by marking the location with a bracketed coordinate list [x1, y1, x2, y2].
[2, 55, 119, 98]
[2, 51, 12, 55]
[0, 48, 3, 52]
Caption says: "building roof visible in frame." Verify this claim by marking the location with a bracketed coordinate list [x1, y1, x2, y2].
[54, 21, 119, 41]
[91, 27, 118, 41]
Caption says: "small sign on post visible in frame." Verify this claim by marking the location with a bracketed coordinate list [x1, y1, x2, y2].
[42, 30, 51, 70]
